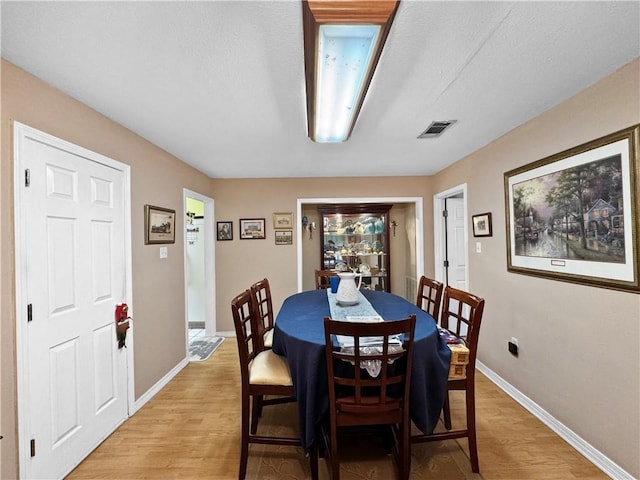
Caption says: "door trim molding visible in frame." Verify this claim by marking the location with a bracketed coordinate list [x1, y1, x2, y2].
[296, 197, 424, 293]
[433, 184, 469, 287]
[13, 122, 135, 478]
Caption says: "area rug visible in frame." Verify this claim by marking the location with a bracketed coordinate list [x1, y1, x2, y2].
[189, 336, 224, 362]
[246, 402, 483, 480]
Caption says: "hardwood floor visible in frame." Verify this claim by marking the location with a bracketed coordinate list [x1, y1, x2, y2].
[66, 340, 608, 479]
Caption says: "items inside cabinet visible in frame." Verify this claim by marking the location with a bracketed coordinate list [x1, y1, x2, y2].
[318, 204, 392, 292]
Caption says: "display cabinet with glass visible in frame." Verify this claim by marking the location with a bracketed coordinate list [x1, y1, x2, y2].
[318, 204, 391, 292]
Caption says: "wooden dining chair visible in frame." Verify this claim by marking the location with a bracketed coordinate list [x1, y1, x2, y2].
[415, 275, 443, 319]
[322, 315, 416, 480]
[250, 278, 274, 349]
[411, 286, 485, 473]
[231, 289, 318, 480]
[315, 269, 337, 289]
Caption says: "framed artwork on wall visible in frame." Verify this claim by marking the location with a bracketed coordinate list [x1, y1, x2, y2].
[275, 230, 293, 245]
[144, 205, 176, 244]
[217, 221, 233, 241]
[239, 218, 265, 239]
[472, 213, 493, 237]
[273, 212, 293, 229]
[504, 125, 639, 293]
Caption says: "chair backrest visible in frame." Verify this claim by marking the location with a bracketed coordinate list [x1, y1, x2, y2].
[315, 269, 337, 289]
[250, 278, 274, 338]
[416, 275, 443, 319]
[323, 315, 416, 423]
[439, 286, 485, 379]
[231, 289, 261, 384]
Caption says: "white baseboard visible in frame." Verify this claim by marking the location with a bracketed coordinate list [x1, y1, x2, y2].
[476, 361, 636, 480]
[215, 330, 235, 338]
[132, 357, 189, 414]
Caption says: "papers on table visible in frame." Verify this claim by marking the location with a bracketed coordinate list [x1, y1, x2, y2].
[335, 316, 402, 348]
[345, 315, 383, 323]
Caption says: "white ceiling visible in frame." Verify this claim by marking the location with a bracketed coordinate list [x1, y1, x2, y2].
[2, 1, 639, 179]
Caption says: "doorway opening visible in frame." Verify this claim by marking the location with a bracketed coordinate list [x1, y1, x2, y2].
[433, 184, 469, 291]
[183, 190, 215, 357]
[296, 197, 424, 300]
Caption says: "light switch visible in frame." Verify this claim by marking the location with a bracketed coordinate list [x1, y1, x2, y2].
[159, 247, 168, 259]
[475, 242, 482, 253]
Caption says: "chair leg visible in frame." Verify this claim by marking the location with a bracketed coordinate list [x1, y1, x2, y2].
[239, 393, 250, 480]
[308, 441, 319, 480]
[330, 428, 340, 480]
[401, 423, 411, 480]
[250, 395, 261, 434]
[443, 391, 452, 430]
[466, 388, 479, 473]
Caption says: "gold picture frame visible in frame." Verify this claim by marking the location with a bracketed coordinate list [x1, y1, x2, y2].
[504, 125, 639, 293]
[273, 212, 293, 229]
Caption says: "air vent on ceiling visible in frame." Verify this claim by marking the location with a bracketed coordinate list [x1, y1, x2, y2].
[418, 120, 457, 139]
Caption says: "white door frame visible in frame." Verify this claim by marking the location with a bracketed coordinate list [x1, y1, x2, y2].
[183, 189, 215, 343]
[296, 197, 424, 292]
[13, 122, 135, 477]
[433, 183, 469, 287]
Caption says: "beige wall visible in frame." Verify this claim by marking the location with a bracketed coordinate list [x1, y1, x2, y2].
[211, 178, 434, 330]
[432, 59, 640, 477]
[0, 60, 215, 478]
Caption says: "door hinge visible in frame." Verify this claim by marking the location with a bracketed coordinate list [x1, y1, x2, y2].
[30, 438, 36, 457]
[27, 304, 33, 322]
[443, 260, 449, 268]
[25, 169, 30, 187]
[442, 210, 448, 218]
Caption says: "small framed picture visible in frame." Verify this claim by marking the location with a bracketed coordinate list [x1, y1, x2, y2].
[472, 212, 493, 237]
[144, 205, 176, 244]
[239, 218, 266, 239]
[275, 230, 293, 245]
[273, 212, 293, 229]
[217, 221, 233, 241]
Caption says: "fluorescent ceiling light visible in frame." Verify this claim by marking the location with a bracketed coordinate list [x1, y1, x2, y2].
[315, 25, 381, 143]
[302, 0, 400, 143]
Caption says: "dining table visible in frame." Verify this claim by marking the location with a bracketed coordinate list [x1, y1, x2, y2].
[271, 288, 451, 452]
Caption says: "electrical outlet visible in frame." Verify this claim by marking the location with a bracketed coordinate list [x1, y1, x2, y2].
[508, 337, 519, 357]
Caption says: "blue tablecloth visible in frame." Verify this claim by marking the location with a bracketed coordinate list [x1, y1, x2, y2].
[271, 289, 451, 451]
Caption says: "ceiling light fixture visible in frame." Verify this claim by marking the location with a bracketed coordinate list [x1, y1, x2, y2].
[302, 0, 400, 143]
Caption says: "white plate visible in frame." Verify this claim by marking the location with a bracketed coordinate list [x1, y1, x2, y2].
[337, 300, 359, 306]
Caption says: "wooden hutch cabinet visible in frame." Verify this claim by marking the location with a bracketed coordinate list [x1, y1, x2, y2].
[318, 204, 392, 292]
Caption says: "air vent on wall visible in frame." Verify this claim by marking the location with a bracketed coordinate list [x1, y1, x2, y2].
[418, 120, 457, 138]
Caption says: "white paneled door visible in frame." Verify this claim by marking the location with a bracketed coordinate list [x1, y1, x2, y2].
[446, 197, 467, 292]
[15, 124, 130, 479]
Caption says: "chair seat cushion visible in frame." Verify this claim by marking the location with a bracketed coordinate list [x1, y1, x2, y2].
[263, 329, 274, 348]
[249, 349, 293, 386]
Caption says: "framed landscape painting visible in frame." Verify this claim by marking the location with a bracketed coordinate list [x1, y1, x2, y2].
[504, 125, 639, 293]
[144, 205, 176, 244]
